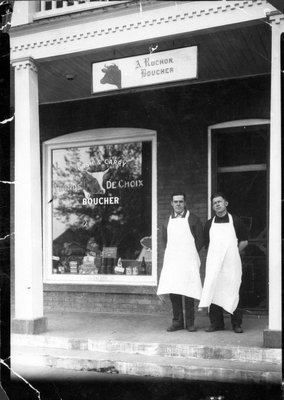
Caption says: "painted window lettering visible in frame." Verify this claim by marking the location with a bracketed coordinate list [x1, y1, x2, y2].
[106, 180, 143, 189]
[82, 197, 119, 205]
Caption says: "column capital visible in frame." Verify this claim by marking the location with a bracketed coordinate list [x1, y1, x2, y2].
[12, 57, 38, 73]
[269, 13, 284, 28]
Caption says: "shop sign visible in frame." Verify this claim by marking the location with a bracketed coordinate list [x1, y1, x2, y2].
[92, 46, 197, 94]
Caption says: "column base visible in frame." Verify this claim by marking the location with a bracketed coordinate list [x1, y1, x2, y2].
[263, 329, 282, 348]
[12, 317, 47, 334]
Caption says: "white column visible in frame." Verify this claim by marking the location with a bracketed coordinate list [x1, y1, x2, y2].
[11, 1, 39, 27]
[265, 17, 283, 346]
[12, 58, 47, 333]
[41, 1, 46, 12]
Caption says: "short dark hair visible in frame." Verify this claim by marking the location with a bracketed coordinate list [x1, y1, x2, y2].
[210, 192, 227, 202]
[171, 192, 186, 201]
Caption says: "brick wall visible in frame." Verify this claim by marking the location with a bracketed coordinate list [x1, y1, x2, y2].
[43, 291, 172, 314]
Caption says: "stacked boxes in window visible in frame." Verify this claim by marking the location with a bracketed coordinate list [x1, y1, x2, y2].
[79, 255, 97, 274]
[101, 247, 117, 274]
[69, 261, 78, 274]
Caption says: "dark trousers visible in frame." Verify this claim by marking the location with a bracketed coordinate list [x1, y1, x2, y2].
[209, 303, 243, 328]
[169, 293, 195, 327]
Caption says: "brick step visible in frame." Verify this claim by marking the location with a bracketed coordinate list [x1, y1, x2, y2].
[11, 345, 281, 384]
[11, 334, 281, 364]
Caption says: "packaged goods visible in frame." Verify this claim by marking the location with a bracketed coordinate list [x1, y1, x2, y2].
[79, 255, 97, 274]
[69, 261, 78, 274]
[114, 257, 125, 274]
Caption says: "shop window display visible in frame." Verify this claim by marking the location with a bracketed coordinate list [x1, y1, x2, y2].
[45, 136, 154, 283]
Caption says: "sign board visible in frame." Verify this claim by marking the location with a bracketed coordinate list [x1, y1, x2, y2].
[92, 46, 198, 94]
[102, 247, 118, 258]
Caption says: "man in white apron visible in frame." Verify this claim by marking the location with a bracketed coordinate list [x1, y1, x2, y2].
[199, 192, 248, 333]
[157, 192, 203, 332]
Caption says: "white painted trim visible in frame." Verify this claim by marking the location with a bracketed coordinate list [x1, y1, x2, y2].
[10, 1, 273, 61]
[14, 55, 44, 320]
[43, 128, 157, 286]
[44, 127, 156, 145]
[209, 119, 270, 130]
[207, 127, 212, 220]
[218, 164, 267, 173]
[268, 20, 282, 331]
[207, 119, 270, 219]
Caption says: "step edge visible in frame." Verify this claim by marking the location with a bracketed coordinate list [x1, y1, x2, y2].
[11, 336, 282, 364]
[11, 348, 282, 372]
[11, 353, 282, 384]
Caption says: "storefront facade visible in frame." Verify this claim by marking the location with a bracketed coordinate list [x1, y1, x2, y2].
[10, 0, 282, 347]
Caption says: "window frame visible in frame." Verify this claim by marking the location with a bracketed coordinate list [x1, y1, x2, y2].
[42, 127, 157, 286]
[207, 119, 270, 219]
[207, 119, 270, 311]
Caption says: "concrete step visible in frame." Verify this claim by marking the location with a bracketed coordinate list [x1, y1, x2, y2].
[11, 334, 281, 364]
[11, 345, 281, 385]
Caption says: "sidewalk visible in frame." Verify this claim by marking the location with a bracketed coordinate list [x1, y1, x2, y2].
[11, 311, 282, 385]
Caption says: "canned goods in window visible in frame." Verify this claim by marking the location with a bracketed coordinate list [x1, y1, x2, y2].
[132, 266, 139, 275]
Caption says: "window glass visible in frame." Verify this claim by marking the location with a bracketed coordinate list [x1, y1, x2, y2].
[217, 171, 267, 239]
[215, 126, 267, 167]
[51, 140, 152, 277]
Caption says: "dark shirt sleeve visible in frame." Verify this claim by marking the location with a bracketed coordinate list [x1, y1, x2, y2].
[232, 215, 249, 242]
[161, 223, 167, 249]
[203, 219, 213, 249]
[188, 213, 204, 252]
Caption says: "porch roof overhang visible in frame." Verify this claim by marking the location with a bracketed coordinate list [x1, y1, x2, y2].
[9, 1, 275, 105]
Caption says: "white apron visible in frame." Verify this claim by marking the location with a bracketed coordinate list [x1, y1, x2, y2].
[157, 211, 202, 299]
[199, 213, 242, 314]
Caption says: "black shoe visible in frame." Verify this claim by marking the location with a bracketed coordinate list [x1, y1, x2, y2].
[233, 325, 243, 333]
[205, 325, 224, 332]
[186, 325, 197, 332]
[167, 324, 184, 332]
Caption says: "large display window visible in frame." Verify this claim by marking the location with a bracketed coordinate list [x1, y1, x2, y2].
[43, 128, 157, 285]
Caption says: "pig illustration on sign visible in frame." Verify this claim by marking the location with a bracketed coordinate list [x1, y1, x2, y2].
[100, 63, 121, 89]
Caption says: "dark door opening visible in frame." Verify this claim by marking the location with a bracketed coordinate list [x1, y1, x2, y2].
[211, 123, 269, 311]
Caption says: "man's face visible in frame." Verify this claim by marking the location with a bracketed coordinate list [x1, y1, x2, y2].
[171, 195, 185, 214]
[212, 196, 228, 216]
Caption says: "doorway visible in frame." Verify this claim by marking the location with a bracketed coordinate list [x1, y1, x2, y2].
[209, 120, 269, 311]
